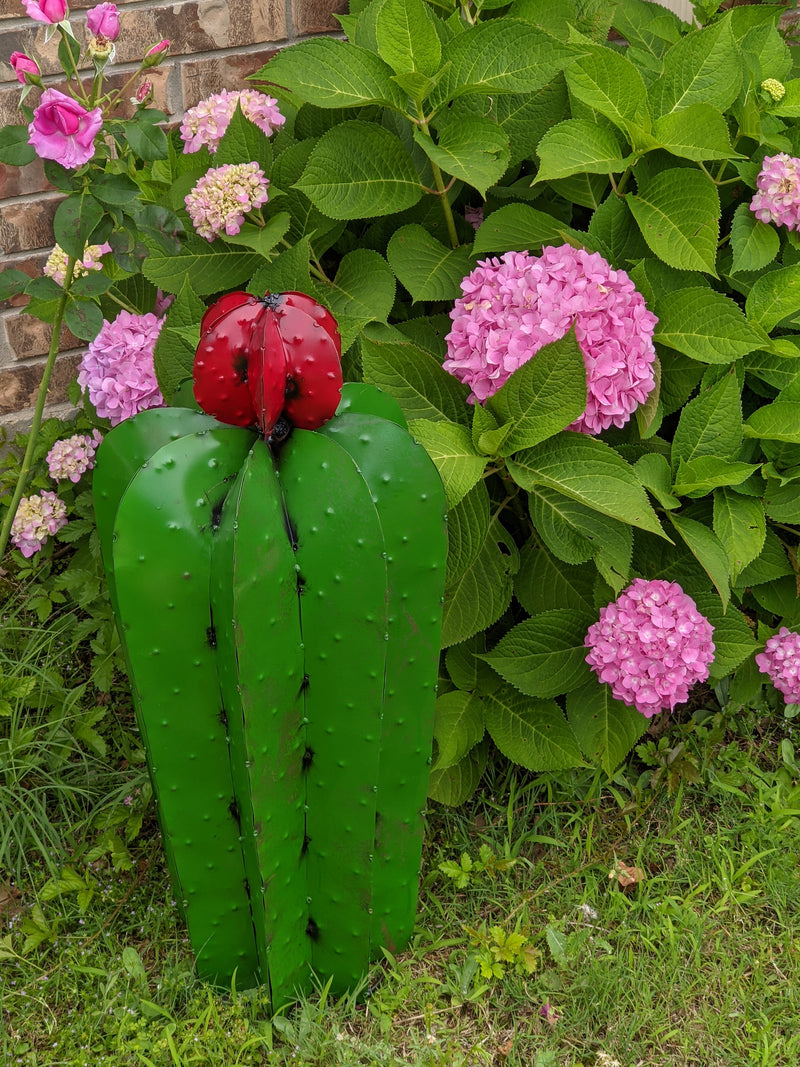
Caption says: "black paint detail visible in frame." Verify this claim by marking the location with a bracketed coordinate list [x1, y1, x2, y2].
[210, 499, 224, 529]
[206, 624, 217, 649]
[219, 707, 228, 729]
[305, 917, 319, 941]
[283, 510, 298, 552]
[302, 746, 314, 772]
[299, 673, 310, 694]
[296, 573, 306, 595]
[229, 799, 240, 827]
[284, 375, 299, 401]
[243, 877, 252, 900]
[268, 415, 293, 447]
[260, 291, 283, 311]
[232, 353, 248, 384]
[301, 833, 311, 856]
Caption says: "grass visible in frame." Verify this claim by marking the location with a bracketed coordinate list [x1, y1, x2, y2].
[2, 601, 800, 1066]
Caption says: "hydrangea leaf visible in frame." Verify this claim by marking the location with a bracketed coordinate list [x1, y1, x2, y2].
[670, 369, 742, 471]
[432, 691, 486, 771]
[386, 224, 475, 303]
[515, 543, 597, 617]
[142, 238, 262, 296]
[733, 529, 793, 589]
[768, 77, 800, 117]
[534, 119, 633, 183]
[446, 481, 491, 586]
[667, 512, 730, 610]
[673, 457, 760, 498]
[587, 194, 650, 266]
[473, 203, 583, 256]
[655, 287, 769, 363]
[744, 400, 800, 444]
[730, 203, 781, 274]
[647, 16, 742, 118]
[413, 117, 511, 197]
[626, 168, 720, 275]
[408, 420, 487, 508]
[713, 488, 766, 582]
[745, 265, 800, 332]
[481, 684, 583, 771]
[508, 435, 667, 538]
[445, 634, 501, 695]
[152, 279, 205, 400]
[482, 610, 594, 699]
[564, 46, 650, 136]
[54, 191, 104, 261]
[566, 682, 648, 779]
[219, 213, 291, 257]
[375, 0, 442, 77]
[428, 739, 488, 805]
[214, 104, 274, 173]
[634, 453, 681, 510]
[295, 121, 423, 220]
[257, 38, 408, 112]
[693, 594, 758, 681]
[652, 102, 741, 161]
[441, 526, 514, 648]
[361, 336, 471, 426]
[764, 477, 800, 523]
[314, 248, 396, 325]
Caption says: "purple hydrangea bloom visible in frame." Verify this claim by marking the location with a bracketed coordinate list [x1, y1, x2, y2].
[180, 89, 285, 154]
[585, 579, 715, 717]
[185, 161, 270, 241]
[444, 245, 657, 434]
[78, 310, 164, 425]
[46, 430, 103, 483]
[750, 154, 800, 231]
[755, 627, 800, 704]
[11, 491, 68, 558]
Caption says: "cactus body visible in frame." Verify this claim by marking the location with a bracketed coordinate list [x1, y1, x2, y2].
[96, 384, 446, 1004]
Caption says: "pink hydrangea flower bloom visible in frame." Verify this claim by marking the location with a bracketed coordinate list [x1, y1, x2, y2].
[86, 2, 119, 40]
[444, 245, 658, 434]
[44, 241, 111, 286]
[585, 578, 715, 717]
[10, 52, 41, 84]
[750, 154, 800, 231]
[78, 310, 165, 425]
[46, 430, 103, 483]
[185, 161, 270, 241]
[755, 627, 800, 704]
[11, 491, 68, 558]
[22, 0, 67, 24]
[464, 205, 484, 231]
[180, 89, 285, 154]
[28, 89, 103, 169]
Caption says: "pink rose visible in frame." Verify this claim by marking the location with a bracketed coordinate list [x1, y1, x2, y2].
[86, 1, 119, 41]
[28, 89, 103, 169]
[10, 52, 41, 84]
[22, 0, 67, 23]
[142, 39, 170, 67]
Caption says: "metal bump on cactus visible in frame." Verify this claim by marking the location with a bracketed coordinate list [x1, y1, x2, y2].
[94, 293, 446, 1007]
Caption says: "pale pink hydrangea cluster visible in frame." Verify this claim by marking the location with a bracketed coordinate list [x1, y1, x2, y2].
[750, 153, 800, 231]
[10, 491, 68, 558]
[444, 245, 658, 434]
[78, 310, 164, 425]
[755, 627, 800, 704]
[185, 162, 270, 241]
[180, 89, 285, 154]
[44, 241, 111, 286]
[46, 430, 103, 483]
[585, 579, 715, 717]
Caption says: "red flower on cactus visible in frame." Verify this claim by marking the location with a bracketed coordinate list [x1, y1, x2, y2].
[28, 89, 102, 169]
[444, 245, 657, 434]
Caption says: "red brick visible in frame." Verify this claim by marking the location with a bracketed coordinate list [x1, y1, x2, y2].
[292, 0, 347, 35]
[0, 351, 81, 416]
[5, 308, 79, 360]
[0, 195, 59, 254]
[180, 48, 280, 110]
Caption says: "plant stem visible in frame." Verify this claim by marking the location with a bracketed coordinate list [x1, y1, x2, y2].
[0, 258, 77, 562]
[415, 107, 460, 249]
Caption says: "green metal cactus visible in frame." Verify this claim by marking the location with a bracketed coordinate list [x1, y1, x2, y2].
[94, 367, 447, 1005]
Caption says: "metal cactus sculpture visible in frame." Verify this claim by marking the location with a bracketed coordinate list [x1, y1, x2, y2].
[93, 291, 447, 1006]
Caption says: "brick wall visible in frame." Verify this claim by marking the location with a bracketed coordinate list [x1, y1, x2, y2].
[0, 0, 344, 432]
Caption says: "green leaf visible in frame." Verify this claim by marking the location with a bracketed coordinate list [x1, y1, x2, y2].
[668, 512, 730, 610]
[734, 529, 793, 589]
[295, 120, 423, 219]
[654, 287, 767, 364]
[446, 634, 500, 695]
[125, 112, 168, 161]
[64, 298, 103, 341]
[713, 488, 765, 582]
[54, 192, 104, 260]
[564, 45, 650, 136]
[386, 224, 474, 303]
[587, 194, 650, 266]
[408, 420, 486, 507]
[652, 103, 741, 161]
[413, 117, 510, 197]
[534, 119, 633, 183]
[430, 19, 574, 106]
[671, 369, 742, 471]
[91, 173, 141, 206]
[744, 401, 800, 444]
[152, 279, 206, 401]
[361, 336, 471, 425]
[635, 453, 681, 510]
[473, 203, 583, 256]
[315, 248, 396, 325]
[482, 684, 582, 771]
[214, 103, 274, 173]
[432, 691, 485, 770]
[480, 330, 587, 456]
[745, 265, 800, 332]
[0, 270, 31, 302]
[730, 203, 780, 275]
[566, 682, 648, 778]
[375, 0, 442, 76]
[258, 38, 407, 111]
[515, 543, 596, 617]
[482, 610, 593, 699]
[142, 238, 263, 296]
[648, 16, 742, 117]
[446, 480, 491, 585]
[764, 476, 800, 523]
[441, 527, 514, 648]
[693, 594, 758, 681]
[507, 434, 666, 538]
[673, 457, 759, 498]
[428, 740, 488, 805]
[768, 77, 800, 118]
[626, 168, 720, 275]
[0, 124, 36, 166]
[248, 236, 315, 298]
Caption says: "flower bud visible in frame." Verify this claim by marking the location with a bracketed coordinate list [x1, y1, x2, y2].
[142, 39, 170, 68]
[86, 2, 120, 41]
[10, 51, 42, 85]
[134, 79, 153, 106]
[22, 0, 67, 24]
[761, 78, 786, 103]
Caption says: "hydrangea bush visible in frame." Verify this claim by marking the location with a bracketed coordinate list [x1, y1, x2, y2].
[3, 0, 800, 800]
